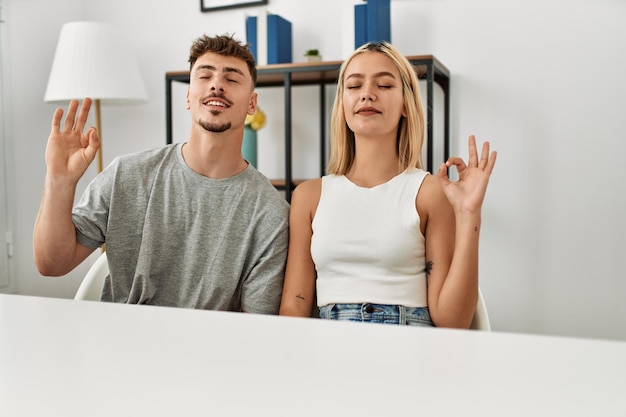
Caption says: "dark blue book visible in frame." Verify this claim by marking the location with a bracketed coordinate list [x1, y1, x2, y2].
[367, 0, 391, 43]
[267, 14, 292, 64]
[354, 0, 391, 49]
[354, 4, 368, 48]
[245, 15, 258, 62]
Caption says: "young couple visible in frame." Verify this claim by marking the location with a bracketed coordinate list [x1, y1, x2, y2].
[34, 34, 496, 328]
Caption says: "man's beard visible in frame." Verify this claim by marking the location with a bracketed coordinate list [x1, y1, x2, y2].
[199, 119, 231, 133]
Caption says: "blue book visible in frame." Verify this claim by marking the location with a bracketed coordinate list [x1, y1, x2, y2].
[246, 13, 292, 65]
[354, 0, 391, 49]
[354, 4, 368, 48]
[267, 14, 292, 64]
[245, 15, 258, 62]
[367, 0, 391, 43]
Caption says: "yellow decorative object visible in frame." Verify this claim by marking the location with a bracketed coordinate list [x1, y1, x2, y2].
[245, 107, 266, 131]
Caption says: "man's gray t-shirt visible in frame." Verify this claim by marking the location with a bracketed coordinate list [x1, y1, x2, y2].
[72, 143, 289, 314]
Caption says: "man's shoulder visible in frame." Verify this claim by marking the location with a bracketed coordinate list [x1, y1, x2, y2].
[245, 168, 289, 204]
[114, 144, 178, 165]
[107, 145, 179, 180]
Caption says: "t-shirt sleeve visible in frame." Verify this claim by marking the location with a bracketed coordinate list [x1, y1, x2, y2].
[72, 160, 117, 249]
[240, 201, 289, 314]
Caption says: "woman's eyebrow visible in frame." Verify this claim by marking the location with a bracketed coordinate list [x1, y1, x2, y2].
[345, 71, 396, 81]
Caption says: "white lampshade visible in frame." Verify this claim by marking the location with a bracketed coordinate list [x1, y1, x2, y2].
[44, 21, 148, 103]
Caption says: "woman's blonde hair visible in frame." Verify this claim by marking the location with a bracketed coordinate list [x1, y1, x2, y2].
[327, 42, 425, 174]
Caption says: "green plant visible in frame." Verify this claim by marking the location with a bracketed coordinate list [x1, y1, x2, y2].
[304, 49, 320, 56]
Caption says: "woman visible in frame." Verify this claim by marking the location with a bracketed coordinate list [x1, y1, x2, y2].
[279, 42, 496, 328]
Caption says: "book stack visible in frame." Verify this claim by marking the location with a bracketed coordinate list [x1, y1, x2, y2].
[354, 0, 391, 48]
[246, 11, 293, 66]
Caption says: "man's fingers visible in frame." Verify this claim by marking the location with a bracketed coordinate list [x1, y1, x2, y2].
[74, 98, 92, 133]
[51, 108, 64, 132]
[62, 100, 79, 132]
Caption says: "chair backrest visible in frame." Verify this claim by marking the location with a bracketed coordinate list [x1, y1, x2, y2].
[470, 288, 491, 331]
[74, 254, 492, 329]
[74, 252, 109, 301]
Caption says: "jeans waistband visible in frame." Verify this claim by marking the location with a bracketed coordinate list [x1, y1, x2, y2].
[319, 303, 433, 327]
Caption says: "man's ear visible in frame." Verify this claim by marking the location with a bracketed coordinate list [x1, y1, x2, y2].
[247, 92, 258, 115]
[186, 87, 191, 110]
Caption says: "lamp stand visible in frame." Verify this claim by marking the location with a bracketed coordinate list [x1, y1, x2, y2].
[94, 98, 103, 173]
[94, 98, 105, 253]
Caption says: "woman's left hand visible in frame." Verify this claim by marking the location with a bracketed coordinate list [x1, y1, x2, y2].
[437, 135, 497, 214]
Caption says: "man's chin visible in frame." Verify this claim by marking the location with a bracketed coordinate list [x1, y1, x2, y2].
[199, 120, 231, 133]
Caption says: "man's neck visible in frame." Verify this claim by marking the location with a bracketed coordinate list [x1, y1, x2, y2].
[181, 131, 248, 178]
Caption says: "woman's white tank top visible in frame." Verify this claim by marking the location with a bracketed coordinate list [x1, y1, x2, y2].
[311, 168, 429, 307]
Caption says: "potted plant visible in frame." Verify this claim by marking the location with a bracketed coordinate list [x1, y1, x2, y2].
[304, 49, 322, 62]
[243, 107, 267, 168]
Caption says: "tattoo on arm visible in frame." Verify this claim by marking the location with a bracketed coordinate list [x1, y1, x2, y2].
[296, 294, 305, 300]
[425, 260, 433, 276]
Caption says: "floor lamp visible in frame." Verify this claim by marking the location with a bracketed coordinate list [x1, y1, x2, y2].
[44, 21, 147, 253]
[44, 21, 148, 173]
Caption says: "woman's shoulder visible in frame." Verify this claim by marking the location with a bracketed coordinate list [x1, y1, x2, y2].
[416, 172, 449, 210]
[290, 177, 323, 212]
[293, 177, 322, 199]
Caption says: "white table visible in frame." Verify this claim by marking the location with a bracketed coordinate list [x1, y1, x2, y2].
[1, 294, 625, 416]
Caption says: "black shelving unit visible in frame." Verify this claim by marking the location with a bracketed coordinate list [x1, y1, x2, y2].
[165, 55, 449, 202]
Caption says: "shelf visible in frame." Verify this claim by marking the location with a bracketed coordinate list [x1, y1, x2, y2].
[270, 179, 306, 190]
[166, 55, 450, 201]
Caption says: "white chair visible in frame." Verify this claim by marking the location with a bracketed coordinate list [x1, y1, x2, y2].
[74, 253, 493, 332]
[470, 289, 491, 331]
[74, 252, 109, 301]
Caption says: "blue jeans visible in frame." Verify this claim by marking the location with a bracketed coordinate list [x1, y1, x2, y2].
[319, 303, 434, 327]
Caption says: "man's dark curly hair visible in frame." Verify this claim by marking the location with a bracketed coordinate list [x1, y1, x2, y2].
[188, 34, 257, 86]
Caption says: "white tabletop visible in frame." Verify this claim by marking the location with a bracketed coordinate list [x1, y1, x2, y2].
[1, 294, 625, 416]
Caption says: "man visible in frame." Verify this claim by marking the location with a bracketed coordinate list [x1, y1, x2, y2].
[33, 34, 289, 313]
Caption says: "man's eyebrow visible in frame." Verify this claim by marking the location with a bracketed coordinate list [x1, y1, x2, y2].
[195, 64, 216, 73]
[195, 64, 244, 77]
[224, 66, 245, 77]
[345, 71, 397, 81]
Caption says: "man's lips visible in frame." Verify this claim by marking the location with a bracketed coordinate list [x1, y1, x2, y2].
[202, 95, 232, 108]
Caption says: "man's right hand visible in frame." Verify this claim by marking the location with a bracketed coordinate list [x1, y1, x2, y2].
[46, 98, 100, 182]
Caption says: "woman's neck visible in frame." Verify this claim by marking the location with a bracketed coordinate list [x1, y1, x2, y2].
[346, 135, 403, 188]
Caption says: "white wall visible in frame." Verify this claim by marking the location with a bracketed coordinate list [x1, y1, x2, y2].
[3, 0, 625, 341]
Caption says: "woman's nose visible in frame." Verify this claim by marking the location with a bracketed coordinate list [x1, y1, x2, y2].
[360, 86, 375, 101]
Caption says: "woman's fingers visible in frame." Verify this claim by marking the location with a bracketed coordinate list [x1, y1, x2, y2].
[445, 156, 467, 175]
[485, 150, 497, 175]
[467, 135, 478, 167]
[444, 137, 497, 180]
[478, 141, 490, 170]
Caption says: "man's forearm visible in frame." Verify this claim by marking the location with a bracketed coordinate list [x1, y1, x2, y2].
[33, 175, 81, 276]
